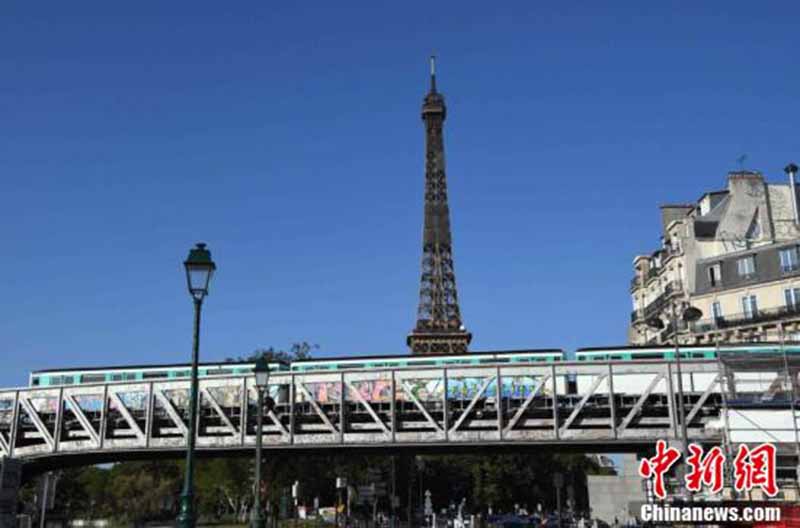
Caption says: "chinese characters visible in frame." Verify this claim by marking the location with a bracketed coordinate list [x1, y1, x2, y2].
[638, 441, 778, 499]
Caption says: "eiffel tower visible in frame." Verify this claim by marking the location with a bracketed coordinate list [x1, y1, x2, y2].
[407, 57, 472, 355]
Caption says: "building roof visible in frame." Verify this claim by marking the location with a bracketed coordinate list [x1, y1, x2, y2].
[693, 193, 731, 238]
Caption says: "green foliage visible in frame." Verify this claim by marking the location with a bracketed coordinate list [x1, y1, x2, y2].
[107, 461, 182, 525]
[228, 342, 319, 364]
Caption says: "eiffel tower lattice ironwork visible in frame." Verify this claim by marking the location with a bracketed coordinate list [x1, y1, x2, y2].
[407, 57, 472, 355]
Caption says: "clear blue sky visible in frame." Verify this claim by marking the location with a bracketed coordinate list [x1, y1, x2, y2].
[2, 2, 799, 388]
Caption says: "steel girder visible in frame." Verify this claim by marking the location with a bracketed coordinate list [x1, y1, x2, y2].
[0, 359, 783, 462]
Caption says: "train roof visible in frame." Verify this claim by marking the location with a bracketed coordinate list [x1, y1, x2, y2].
[31, 359, 266, 375]
[576, 342, 800, 352]
[31, 348, 563, 375]
[290, 348, 564, 364]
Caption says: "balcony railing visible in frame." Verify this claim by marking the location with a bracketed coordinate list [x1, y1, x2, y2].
[781, 263, 800, 274]
[659, 319, 689, 341]
[691, 303, 800, 333]
[639, 280, 685, 321]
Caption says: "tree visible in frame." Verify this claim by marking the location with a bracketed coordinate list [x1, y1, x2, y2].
[228, 341, 319, 364]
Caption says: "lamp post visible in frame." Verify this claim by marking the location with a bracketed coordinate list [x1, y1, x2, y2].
[251, 356, 274, 528]
[647, 302, 702, 501]
[177, 243, 216, 528]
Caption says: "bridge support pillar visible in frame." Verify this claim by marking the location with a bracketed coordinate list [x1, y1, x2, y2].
[0, 458, 23, 528]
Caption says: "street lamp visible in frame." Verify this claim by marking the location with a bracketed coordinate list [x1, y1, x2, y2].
[647, 302, 703, 501]
[251, 355, 274, 528]
[177, 243, 216, 528]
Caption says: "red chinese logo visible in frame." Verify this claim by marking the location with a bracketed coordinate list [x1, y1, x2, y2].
[640, 441, 779, 498]
[685, 444, 725, 494]
[733, 443, 778, 497]
[638, 439, 682, 499]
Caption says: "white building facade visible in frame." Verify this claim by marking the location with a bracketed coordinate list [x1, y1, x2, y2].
[629, 168, 800, 345]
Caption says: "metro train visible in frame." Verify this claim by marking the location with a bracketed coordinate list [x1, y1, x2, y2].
[28, 349, 564, 387]
[27, 343, 800, 388]
[574, 342, 800, 361]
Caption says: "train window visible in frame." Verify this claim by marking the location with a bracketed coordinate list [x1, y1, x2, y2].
[174, 370, 190, 378]
[81, 374, 106, 383]
[111, 374, 124, 381]
[210, 369, 232, 375]
[631, 353, 654, 360]
[31, 377, 40, 386]
[63, 376, 74, 385]
[143, 371, 168, 379]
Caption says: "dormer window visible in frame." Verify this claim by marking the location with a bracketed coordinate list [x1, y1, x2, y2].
[737, 255, 756, 279]
[780, 247, 799, 273]
[708, 263, 722, 287]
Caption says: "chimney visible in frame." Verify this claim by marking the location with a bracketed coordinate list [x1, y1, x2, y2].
[786, 163, 799, 223]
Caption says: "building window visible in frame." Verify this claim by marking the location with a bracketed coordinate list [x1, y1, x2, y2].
[712, 301, 723, 321]
[708, 263, 722, 287]
[737, 256, 756, 278]
[780, 247, 800, 273]
[785, 288, 800, 311]
[742, 295, 758, 319]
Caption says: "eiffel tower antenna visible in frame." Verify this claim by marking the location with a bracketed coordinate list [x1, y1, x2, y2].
[407, 57, 472, 355]
[429, 54, 437, 93]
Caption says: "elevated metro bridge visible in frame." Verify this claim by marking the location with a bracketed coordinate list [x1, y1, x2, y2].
[2, 357, 798, 473]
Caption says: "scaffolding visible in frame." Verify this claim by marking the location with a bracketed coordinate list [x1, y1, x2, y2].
[715, 331, 800, 499]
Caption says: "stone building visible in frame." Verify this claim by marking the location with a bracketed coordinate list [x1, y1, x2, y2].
[629, 166, 800, 345]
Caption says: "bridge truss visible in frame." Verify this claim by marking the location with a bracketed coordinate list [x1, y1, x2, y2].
[0, 359, 763, 463]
